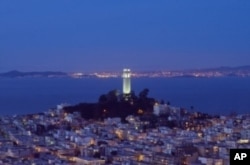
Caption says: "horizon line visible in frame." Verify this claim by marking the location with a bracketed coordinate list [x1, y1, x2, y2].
[1, 64, 250, 73]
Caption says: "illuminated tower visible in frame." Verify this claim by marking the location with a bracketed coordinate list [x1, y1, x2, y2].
[122, 68, 131, 96]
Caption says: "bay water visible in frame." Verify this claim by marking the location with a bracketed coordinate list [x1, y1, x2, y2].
[0, 77, 249, 116]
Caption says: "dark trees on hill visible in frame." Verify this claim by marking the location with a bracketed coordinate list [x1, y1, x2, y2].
[139, 88, 149, 99]
[98, 94, 108, 103]
[137, 88, 155, 113]
[64, 88, 155, 122]
[98, 89, 119, 104]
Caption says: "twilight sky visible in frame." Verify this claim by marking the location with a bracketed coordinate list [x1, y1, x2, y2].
[0, 0, 250, 72]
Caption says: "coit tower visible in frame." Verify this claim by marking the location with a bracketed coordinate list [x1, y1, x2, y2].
[122, 68, 131, 95]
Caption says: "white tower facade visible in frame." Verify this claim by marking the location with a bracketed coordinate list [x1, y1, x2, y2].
[122, 68, 131, 94]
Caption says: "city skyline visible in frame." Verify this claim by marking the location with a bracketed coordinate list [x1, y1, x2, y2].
[1, 1, 250, 72]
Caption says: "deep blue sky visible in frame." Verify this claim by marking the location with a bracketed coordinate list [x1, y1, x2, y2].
[1, 0, 250, 72]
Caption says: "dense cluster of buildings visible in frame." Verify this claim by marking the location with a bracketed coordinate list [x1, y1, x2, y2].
[0, 103, 249, 165]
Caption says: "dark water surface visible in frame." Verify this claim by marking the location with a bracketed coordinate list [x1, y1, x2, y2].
[0, 77, 249, 116]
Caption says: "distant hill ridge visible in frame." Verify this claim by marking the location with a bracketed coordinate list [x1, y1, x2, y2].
[195, 65, 250, 71]
[0, 70, 67, 78]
